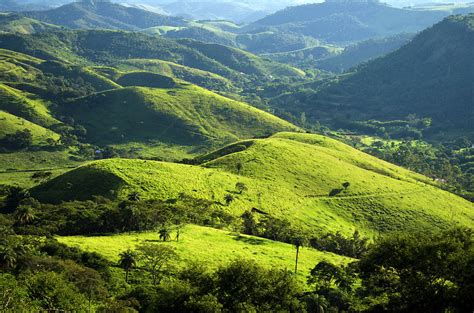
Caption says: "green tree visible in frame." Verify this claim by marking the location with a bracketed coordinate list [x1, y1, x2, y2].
[14, 206, 35, 225]
[119, 249, 137, 283]
[158, 225, 171, 242]
[136, 243, 178, 285]
[291, 234, 306, 274]
[357, 227, 473, 312]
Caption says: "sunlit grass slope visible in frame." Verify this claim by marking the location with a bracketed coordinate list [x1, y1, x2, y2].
[57, 224, 352, 280]
[33, 132, 474, 236]
[60, 85, 297, 148]
[0, 83, 58, 127]
[0, 110, 59, 144]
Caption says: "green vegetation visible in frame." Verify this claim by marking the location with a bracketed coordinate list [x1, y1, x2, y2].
[273, 14, 474, 140]
[0, 5, 473, 311]
[249, 1, 450, 43]
[0, 14, 61, 34]
[32, 133, 474, 236]
[23, 0, 187, 30]
[58, 85, 296, 157]
[58, 224, 350, 279]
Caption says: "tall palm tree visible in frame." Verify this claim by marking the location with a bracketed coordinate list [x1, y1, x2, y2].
[118, 249, 137, 283]
[14, 206, 35, 225]
[292, 235, 306, 274]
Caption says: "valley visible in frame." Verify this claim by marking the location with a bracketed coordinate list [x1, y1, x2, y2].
[0, 1, 473, 312]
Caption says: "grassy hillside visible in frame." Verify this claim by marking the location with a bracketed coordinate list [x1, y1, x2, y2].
[57, 84, 296, 152]
[0, 110, 59, 144]
[249, 1, 449, 43]
[58, 224, 351, 281]
[32, 132, 474, 236]
[0, 14, 61, 34]
[23, 0, 187, 30]
[112, 59, 235, 92]
[0, 83, 58, 127]
[0, 30, 305, 87]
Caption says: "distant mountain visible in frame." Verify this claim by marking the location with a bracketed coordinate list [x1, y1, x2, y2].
[0, 14, 62, 34]
[23, 0, 187, 30]
[317, 33, 414, 72]
[162, 1, 269, 23]
[271, 14, 474, 140]
[249, 0, 457, 43]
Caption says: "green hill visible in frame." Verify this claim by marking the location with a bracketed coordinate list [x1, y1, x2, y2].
[23, 0, 187, 31]
[0, 14, 61, 34]
[0, 110, 59, 145]
[0, 83, 58, 127]
[272, 14, 474, 140]
[32, 132, 474, 236]
[56, 84, 297, 154]
[0, 30, 304, 87]
[248, 1, 453, 43]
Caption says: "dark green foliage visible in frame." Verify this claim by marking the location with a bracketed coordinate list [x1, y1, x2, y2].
[310, 230, 370, 259]
[0, 129, 33, 150]
[357, 227, 474, 312]
[215, 259, 303, 311]
[117, 72, 177, 88]
[277, 14, 474, 140]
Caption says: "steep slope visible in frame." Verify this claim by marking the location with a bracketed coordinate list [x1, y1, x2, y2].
[316, 33, 414, 72]
[0, 110, 59, 145]
[23, 0, 186, 30]
[57, 84, 297, 149]
[249, 0, 451, 43]
[32, 132, 474, 236]
[273, 14, 474, 140]
[0, 83, 58, 127]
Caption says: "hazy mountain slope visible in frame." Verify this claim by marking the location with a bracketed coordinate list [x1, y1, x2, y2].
[0, 14, 62, 34]
[271, 14, 474, 140]
[23, 0, 187, 30]
[249, 1, 449, 43]
[32, 132, 474, 235]
[317, 33, 414, 72]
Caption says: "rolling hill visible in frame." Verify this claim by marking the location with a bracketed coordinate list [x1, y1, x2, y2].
[0, 14, 62, 34]
[270, 14, 474, 140]
[248, 0, 456, 43]
[0, 29, 305, 88]
[57, 84, 297, 152]
[32, 132, 474, 236]
[23, 0, 187, 30]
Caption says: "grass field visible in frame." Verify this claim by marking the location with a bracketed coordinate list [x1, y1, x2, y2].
[34, 132, 474, 236]
[57, 224, 352, 281]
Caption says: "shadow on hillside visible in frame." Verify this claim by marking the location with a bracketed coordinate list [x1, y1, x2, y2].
[232, 235, 267, 246]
